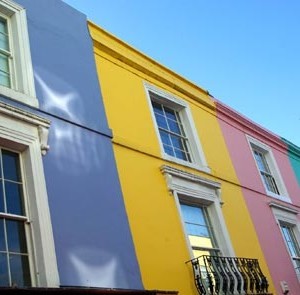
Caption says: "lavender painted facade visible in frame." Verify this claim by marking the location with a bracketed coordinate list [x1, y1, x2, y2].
[0, 0, 142, 290]
[216, 100, 300, 295]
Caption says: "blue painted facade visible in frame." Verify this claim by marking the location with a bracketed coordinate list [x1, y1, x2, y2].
[1, 0, 143, 289]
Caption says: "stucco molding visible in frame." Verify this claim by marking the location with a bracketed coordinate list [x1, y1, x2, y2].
[215, 99, 287, 151]
[89, 21, 215, 111]
[161, 165, 221, 190]
[269, 201, 299, 215]
[0, 101, 50, 155]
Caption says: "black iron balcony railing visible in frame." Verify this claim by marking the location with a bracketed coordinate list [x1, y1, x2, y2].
[187, 255, 270, 295]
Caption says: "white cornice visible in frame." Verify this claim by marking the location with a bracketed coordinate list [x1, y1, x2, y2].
[0, 101, 50, 128]
[161, 165, 221, 189]
[89, 21, 215, 111]
[269, 201, 299, 215]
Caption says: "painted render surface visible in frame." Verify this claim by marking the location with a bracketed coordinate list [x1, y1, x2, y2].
[1, 0, 143, 289]
[90, 23, 275, 294]
[282, 138, 300, 185]
[216, 101, 300, 295]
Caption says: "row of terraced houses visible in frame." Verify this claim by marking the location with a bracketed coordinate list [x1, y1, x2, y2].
[0, 1, 299, 295]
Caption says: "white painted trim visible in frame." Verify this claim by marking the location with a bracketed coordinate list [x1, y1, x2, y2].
[161, 165, 234, 258]
[246, 135, 291, 203]
[0, 103, 59, 287]
[0, 0, 38, 107]
[269, 201, 299, 215]
[144, 82, 210, 173]
[271, 205, 300, 280]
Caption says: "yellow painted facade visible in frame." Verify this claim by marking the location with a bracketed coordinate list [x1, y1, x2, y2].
[89, 22, 274, 294]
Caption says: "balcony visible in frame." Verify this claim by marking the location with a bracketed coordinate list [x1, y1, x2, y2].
[0, 288, 178, 295]
[187, 255, 271, 295]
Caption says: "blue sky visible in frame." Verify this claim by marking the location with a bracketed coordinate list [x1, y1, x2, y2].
[63, 0, 300, 147]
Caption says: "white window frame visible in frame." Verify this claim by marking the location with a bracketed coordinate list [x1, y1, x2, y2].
[270, 202, 300, 280]
[0, 0, 37, 107]
[161, 165, 234, 258]
[0, 100, 59, 287]
[145, 83, 210, 173]
[247, 135, 290, 203]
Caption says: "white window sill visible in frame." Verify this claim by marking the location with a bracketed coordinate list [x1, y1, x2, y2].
[267, 190, 292, 203]
[0, 85, 38, 108]
[163, 153, 211, 174]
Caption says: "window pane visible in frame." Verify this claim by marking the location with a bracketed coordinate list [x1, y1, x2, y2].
[181, 204, 206, 225]
[159, 130, 172, 146]
[0, 253, 9, 286]
[185, 223, 209, 237]
[0, 219, 5, 251]
[0, 19, 8, 34]
[0, 70, 10, 88]
[152, 101, 164, 115]
[164, 107, 177, 121]
[155, 113, 168, 129]
[162, 144, 175, 157]
[5, 182, 24, 215]
[2, 151, 21, 182]
[0, 54, 9, 73]
[171, 135, 184, 150]
[167, 119, 181, 134]
[189, 235, 213, 248]
[0, 181, 4, 212]
[0, 18, 9, 52]
[174, 148, 188, 161]
[9, 254, 31, 287]
[6, 220, 27, 253]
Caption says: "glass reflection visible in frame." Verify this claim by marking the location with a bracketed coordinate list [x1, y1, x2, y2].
[6, 220, 27, 253]
[5, 182, 24, 216]
[2, 151, 20, 182]
[0, 219, 5, 251]
[0, 253, 9, 286]
[9, 254, 31, 287]
[0, 181, 4, 212]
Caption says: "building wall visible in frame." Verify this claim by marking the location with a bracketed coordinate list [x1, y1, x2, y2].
[282, 139, 300, 185]
[0, 0, 143, 289]
[90, 24, 274, 294]
[216, 101, 300, 295]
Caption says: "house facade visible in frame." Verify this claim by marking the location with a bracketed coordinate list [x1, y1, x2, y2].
[89, 23, 275, 294]
[216, 101, 300, 295]
[0, 0, 143, 291]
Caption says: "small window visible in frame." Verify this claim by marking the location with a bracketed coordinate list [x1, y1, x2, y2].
[247, 136, 290, 202]
[0, 149, 31, 287]
[252, 148, 280, 195]
[146, 84, 209, 172]
[180, 203, 220, 258]
[151, 100, 192, 162]
[0, 0, 37, 107]
[0, 17, 11, 88]
[280, 222, 300, 276]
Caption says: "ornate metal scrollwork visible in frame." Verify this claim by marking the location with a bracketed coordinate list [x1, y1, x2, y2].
[187, 255, 269, 295]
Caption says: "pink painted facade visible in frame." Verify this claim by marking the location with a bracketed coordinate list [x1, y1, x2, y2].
[216, 100, 300, 295]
